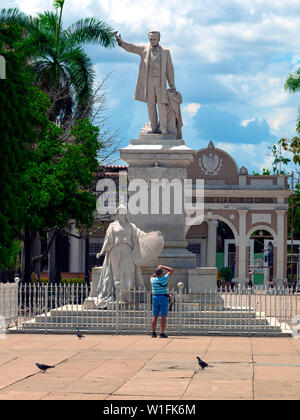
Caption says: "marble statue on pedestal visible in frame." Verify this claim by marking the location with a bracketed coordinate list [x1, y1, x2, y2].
[96, 205, 145, 308]
[95, 205, 164, 308]
[114, 30, 183, 138]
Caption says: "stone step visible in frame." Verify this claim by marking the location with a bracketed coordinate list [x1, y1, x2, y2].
[48, 306, 257, 318]
[30, 315, 271, 326]
[17, 315, 287, 331]
[14, 324, 289, 336]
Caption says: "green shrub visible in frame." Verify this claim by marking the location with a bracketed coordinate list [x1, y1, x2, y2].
[61, 278, 85, 284]
[220, 267, 233, 282]
[39, 277, 85, 284]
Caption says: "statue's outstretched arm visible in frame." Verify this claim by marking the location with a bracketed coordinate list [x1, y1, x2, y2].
[120, 40, 144, 56]
[114, 31, 144, 56]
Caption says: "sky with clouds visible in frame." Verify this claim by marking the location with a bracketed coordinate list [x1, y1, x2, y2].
[5, 0, 300, 172]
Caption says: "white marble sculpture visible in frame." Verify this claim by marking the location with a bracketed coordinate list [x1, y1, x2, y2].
[95, 205, 164, 308]
[114, 30, 182, 138]
[95, 205, 145, 308]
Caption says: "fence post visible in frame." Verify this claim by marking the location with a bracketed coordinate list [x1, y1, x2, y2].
[14, 277, 20, 327]
[45, 285, 48, 335]
[177, 282, 184, 336]
[115, 282, 120, 335]
[248, 286, 252, 336]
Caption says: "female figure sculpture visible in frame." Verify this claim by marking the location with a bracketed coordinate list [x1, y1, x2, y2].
[96, 205, 146, 308]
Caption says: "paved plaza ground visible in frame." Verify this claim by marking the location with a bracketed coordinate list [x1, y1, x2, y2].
[0, 333, 300, 400]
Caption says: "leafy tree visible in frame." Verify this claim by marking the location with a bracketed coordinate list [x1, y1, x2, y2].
[252, 144, 291, 176]
[278, 137, 300, 165]
[0, 22, 49, 270]
[23, 116, 101, 283]
[289, 182, 300, 240]
[268, 144, 291, 175]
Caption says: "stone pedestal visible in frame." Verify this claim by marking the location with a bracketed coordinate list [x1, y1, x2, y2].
[120, 134, 196, 289]
[188, 267, 218, 291]
[83, 267, 102, 309]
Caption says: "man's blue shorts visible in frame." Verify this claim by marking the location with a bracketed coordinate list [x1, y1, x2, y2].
[153, 294, 168, 317]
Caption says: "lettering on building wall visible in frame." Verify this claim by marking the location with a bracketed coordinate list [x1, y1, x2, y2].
[192, 197, 276, 204]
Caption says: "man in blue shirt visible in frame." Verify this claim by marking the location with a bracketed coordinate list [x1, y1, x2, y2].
[150, 264, 174, 338]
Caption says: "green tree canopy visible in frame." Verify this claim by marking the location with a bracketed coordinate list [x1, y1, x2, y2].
[289, 182, 300, 240]
[0, 22, 50, 269]
[0, 3, 116, 124]
[24, 116, 101, 236]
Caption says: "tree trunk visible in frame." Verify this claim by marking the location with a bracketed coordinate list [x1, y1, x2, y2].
[48, 230, 56, 284]
[54, 233, 63, 284]
[20, 241, 25, 282]
[32, 231, 41, 280]
[23, 229, 33, 283]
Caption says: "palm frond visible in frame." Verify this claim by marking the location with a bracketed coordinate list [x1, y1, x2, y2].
[62, 48, 95, 118]
[36, 11, 59, 34]
[21, 29, 56, 59]
[65, 18, 116, 48]
[284, 71, 300, 93]
[63, 47, 95, 98]
[297, 106, 300, 134]
[0, 8, 31, 28]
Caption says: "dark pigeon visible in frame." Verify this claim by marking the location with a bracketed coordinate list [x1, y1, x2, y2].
[36, 363, 55, 373]
[77, 330, 85, 339]
[196, 356, 213, 370]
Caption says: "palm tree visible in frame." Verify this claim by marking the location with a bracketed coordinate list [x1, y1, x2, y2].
[1, 1, 116, 124]
[285, 69, 300, 133]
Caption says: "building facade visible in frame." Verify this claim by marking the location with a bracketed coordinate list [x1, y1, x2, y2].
[67, 142, 291, 286]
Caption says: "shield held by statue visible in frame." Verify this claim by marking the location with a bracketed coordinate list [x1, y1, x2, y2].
[132, 231, 164, 266]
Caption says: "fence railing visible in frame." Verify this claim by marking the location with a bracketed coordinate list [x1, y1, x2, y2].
[0, 283, 18, 327]
[0, 283, 299, 336]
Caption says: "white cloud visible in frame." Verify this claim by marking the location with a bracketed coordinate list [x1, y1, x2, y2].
[265, 108, 297, 134]
[183, 103, 201, 118]
[241, 118, 255, 127]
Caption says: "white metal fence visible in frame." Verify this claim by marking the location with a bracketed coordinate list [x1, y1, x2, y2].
[0, 283, 18, 327]
[1, 283, 299, 336]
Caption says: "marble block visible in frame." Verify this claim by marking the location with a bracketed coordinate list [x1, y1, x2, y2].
[188, 267, 218, 292]
[83, 267, 102, 309]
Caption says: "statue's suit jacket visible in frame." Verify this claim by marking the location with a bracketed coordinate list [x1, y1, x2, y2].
[120, 41, 175, 104]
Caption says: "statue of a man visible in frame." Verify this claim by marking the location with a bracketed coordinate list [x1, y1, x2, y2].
[115, 30, 176, 135]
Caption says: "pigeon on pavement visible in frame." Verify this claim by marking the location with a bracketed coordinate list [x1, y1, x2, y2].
[76, 330, 85, 339]
[196, 356, 213, 370]
[36, 363, 55, 373]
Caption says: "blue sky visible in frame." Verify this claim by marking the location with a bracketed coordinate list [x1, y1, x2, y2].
[6, 0, 300, 173]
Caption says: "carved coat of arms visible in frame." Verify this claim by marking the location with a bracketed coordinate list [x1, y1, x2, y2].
[199, 152, 222, 175]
